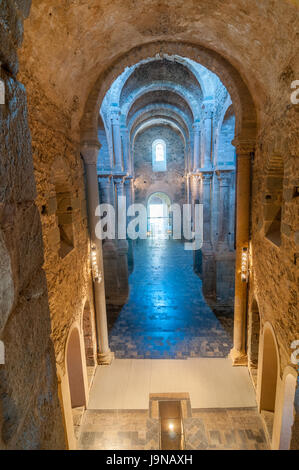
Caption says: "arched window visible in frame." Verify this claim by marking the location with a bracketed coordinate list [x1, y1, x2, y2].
[152, 139, 166, 171]
[155, 142, 165, 162]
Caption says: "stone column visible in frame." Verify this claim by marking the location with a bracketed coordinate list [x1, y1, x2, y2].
[216, 170, 232, 251]
[228, 171, 236, 250]
[190, 174, 202, 275]
[202, 102, 214, 169]
[201, 171, 215, 297]
[230, 141, 253, 365]
[201, 171, 213, 251]
[111, 107, 123, 173]
[98, 175, 112, 205]
[114, 176, 129, 305]
[81, 141, 114, 365]
[125, 177, 134, 273]
[211, 173, 220, 246]
[121, 126, 130, 174]
[192, 121, 201, 172]
[98, 175, 120, 307]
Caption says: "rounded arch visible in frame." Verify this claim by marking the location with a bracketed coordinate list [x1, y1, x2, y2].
[109, 55, 216, 106]
[122, 82, 199, 121]
[133, 118, 187, 148]
[147, 191, 172, 211]
[258, 322, 280, 414]
[80, 41, 257, 148]
[65, 324, 87, 408]
[279, 366, 297, 450]
[128, 103, 192, 138]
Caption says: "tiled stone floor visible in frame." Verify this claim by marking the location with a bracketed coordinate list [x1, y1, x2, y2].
[107, 239, 234, 359]
[78, 240, 267, 451]
[78, 407, 268, 450]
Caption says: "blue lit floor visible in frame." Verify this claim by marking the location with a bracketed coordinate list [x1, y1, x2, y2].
[107, 238, 234, 359]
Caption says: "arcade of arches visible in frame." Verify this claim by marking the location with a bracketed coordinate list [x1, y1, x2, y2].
[0, 0, 298, 451]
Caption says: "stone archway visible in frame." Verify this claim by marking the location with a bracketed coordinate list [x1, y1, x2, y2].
[259, 325, 279, 413]
[257, 323, 280, 446]
[279, 368, 297, 450]
[66, 326, 87, 408]
[80, 41, 257, 145]
[147, 192, 172, 238]
[80, 42, 258, 366]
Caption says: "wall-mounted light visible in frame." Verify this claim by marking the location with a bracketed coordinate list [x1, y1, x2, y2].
[91, 244, 102, 283]
[241, 247, 249, 282]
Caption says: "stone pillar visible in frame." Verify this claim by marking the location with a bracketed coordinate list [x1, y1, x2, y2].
[98, 175, 120, 307]
[98, 175, 112, 205]
[125, 177, 134, 273]
[216, 170, 232, 251]
[201, 171, 213, 250]
[202, 102, 214, 169]
[121, 126, 130, 174]
[211, 173, 220, 246]
[190, 173, 202, 275]
[114, 176, 129, 305]
[192, 121, 201, 171]
[201, 171, 215, 297]
[230, 141, 253, 365]
[228, 171, 236, 251]
[111, 107, 123, 173]
[81, 141, 114, 365]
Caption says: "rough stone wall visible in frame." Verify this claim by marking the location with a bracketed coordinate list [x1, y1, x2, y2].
[10, 0, 299, 447]
[133, 125, 185, 206]
[18, 68, 97, 373]
[0, 0, 65, 450]
[250, 102, 299, 374]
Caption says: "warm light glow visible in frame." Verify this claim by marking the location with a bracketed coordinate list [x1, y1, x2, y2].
[168, 423, 174, 431]
[91, 244, 101, 283]
[241, 248, 249, 282]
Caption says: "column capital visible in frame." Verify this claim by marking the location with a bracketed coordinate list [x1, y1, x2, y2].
[192, 120, 201, 131]
[81, 140, 101, 165]
[191, 172, 201, 182]
[113, 175, 125, 186]
[110, 106, 121, 122]
[216, 169, 232, 185]
[202, 100, 215, 119]
[232, 138, 255, 155]
[98, 175, 112, 186]
[124, 175, 134, 184]
[200, 170, 213, 182]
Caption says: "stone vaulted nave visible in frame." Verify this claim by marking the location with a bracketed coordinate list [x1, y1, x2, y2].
[0, 0, 298, 451]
